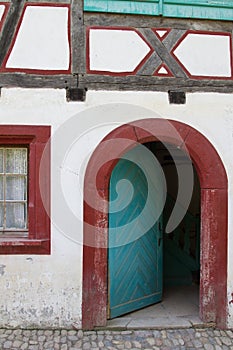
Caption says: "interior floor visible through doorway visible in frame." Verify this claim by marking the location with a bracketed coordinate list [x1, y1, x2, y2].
[106, 285, 204, 329]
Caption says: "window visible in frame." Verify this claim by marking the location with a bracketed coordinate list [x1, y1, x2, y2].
[0, 147, 28, 234]
[0, 126, 51, 255]
[84, 0, 233, 21]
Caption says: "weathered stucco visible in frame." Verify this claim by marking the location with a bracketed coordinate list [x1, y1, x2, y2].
[0, 88, 233, 328]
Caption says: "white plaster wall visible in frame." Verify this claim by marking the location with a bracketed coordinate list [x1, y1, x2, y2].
[173, 33, 232, 77]
[6, 6, 70, 70]
[89, 29, 150, 72]
[0, 88, 233, 328]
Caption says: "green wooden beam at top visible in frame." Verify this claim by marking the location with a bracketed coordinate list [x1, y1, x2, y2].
[163, 0, 233, 21]
[84, 0, 233, 21]
[164, 0, 233, 8]
[84, 0, 160, 16]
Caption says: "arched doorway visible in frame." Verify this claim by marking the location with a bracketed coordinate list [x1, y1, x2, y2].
[82, 119, 227, 329]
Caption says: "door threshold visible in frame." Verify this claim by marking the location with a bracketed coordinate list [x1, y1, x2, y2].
[103, 315, 209, 330]
[102, 285, 206, 330]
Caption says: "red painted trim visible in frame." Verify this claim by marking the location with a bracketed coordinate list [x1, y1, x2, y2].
[86, 26, 154, 76]
[171, 30, 233, 80]
[2, 3, 71, 74]
[0, 125, 51, 255]
[2, 67, 71, 75]
[82, 119, 228, 330]
[153, 63, 173, 77]
[152, 28, 171, 41]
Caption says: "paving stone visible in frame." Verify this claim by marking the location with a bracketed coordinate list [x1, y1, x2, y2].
[23, 331, 31, 337]
[215, 345, 223, 350]
[178, 338, 185, 345]
[0, 326, 233, 349]
[164, 338, 172, 346]
[147, 337, 156, 346]
[54, 335, 60, 342]
[68, 335, 78, 341]
[154, 338, 163, 346]
[3, 340, 12, 349]
[0, 334, 7, 338]
[161, 330, 167, 338]
[68, 330, 77, 336]
[77, 330, 84, 338]
[204, 344, 214, 350]
[226, 330, 233, 338]
[171, 338, 180, 346]
[13, 340, 23, 347]
[133, 340, 142, 348]
[74, 339, 82, 347]
[82, 342, 91, 349]
[44, 330, 53, 336]
[215, 337, 222, 346]
[193, 339, 203, 348]
[125, 340, 132, 348]
[60, 336, 67, 343]
[222, 336, 232, 346]
[222, 346, 230, 350]
[61, 345, 68, 350]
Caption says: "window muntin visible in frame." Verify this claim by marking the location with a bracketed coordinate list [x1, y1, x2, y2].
[0, 147, 28, 234]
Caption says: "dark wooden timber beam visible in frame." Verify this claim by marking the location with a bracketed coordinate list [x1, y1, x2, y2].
[0, 0, 26, 66]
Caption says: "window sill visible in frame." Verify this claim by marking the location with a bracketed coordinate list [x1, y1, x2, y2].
[0, 238, 50, 254]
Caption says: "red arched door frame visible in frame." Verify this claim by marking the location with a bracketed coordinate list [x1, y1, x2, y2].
[82, 119, 228, 329]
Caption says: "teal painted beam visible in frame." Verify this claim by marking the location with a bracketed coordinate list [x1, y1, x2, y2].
[163, 1, 233, 21]
[164, 0, 233, 8]
[84, 0, 233, 20]
[84, 0, 160, 15]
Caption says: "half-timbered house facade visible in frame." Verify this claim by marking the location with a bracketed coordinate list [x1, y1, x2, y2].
[0, 0, 233, 330]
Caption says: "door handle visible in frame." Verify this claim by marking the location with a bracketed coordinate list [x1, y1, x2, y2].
[159, 222, 162, 232]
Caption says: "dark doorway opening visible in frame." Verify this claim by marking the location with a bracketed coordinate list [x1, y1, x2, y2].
[145, 141, 200, 289]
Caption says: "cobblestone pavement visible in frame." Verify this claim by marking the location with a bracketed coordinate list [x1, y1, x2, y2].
[1, 327, 233, 350]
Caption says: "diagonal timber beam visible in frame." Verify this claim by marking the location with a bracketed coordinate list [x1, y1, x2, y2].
[0, 0, 26, 66]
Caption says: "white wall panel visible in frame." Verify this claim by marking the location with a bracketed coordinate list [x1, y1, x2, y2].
[6, 6, 70, 70]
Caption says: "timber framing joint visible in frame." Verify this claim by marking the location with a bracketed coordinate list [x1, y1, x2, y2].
[0, 2, 231, 93]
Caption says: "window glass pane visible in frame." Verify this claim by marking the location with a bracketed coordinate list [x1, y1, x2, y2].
[6, 148, 27, 174]
[6, 176, 27, 201]
[0, 203, 3, 229]
[0, 176, 3, 201]
[0, 149, 3, 173]
[6, 203, 27, 229]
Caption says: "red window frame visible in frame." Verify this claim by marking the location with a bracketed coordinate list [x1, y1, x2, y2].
[0, 125, 51, 254]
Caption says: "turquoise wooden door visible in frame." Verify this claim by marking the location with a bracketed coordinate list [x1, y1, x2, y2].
[108, 145, 165, 318]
